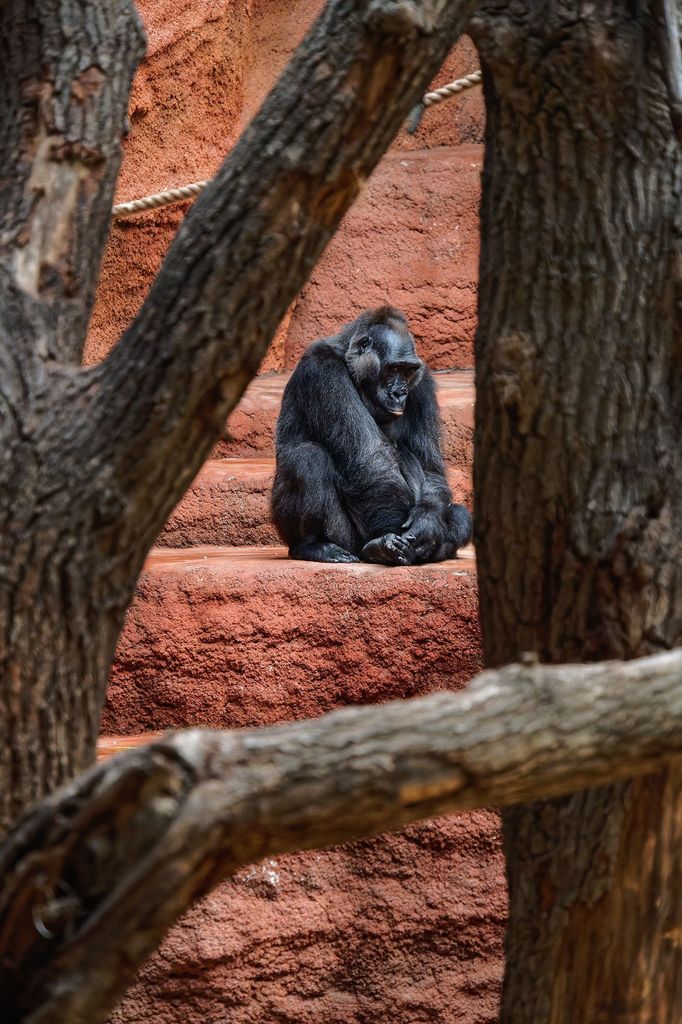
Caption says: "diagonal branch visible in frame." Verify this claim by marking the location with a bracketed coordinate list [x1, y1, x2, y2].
[2, 649, 682, 1024]
[80, 0, 478, 563]
[654, 0, 682, 143]
[0, 0, 145, 364]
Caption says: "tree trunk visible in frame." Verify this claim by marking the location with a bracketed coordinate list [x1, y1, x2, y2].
[471, 3, 682, 1021]
[0, 0, 146, 837]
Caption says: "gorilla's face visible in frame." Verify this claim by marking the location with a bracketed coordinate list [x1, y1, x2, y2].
[376, 357, 422, 416]
[372, 326, 423, 419]
[347, 319, 424, 423]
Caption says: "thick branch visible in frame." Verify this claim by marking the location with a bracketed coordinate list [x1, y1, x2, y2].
[81, 0, 477, 561]
[654, 0, 682, 143]
[0, 0, 145, 363]
[2, 650, 681, 1023]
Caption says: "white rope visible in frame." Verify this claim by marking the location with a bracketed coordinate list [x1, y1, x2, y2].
[111, 70, 483, 220]
[111, 180, 209, 219]
[422, 69, 482, 108]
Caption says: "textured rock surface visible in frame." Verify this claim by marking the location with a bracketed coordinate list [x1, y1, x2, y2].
[215, 369, 475, 464]
[93, 3, 503, 1021]
[85, 0, 484, 370]
[111, 815, 504, 1024]
[106, 547, 504, 1024]
[159, 459, 277, 547]
[285, 146, 482, 371]
[104, 548, 481, 733]
[157, 460, 473, 548]
[241, 1, 484, 154]
[86, 0, 250, 365]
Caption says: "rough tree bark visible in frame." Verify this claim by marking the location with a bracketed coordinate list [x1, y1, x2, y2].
[2, 652, 681, 1023]
[0, 0, 477, 836]
[471, 3, 682, 1022]
[3, 0, 681, 1022]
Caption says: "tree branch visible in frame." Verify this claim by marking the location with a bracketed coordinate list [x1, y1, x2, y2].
[0, 0, 145, 364]
[654, 0, 682, 144]
[79, 0, 478, 563]
[2, 649, 681, 1023]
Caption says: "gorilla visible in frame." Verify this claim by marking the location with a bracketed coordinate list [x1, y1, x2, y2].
[271, 306, 472, 565]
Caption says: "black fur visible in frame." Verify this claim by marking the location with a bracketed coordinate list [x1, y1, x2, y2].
[271, 306, 473, 565]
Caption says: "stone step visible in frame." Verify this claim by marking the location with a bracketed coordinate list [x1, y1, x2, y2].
[160, 458, 276, 548]
[103, 545, 481, 736]
[102, 544, 503, 1024]
[215, 368, 474, 461]
[97, 733, 160, 760]
[158, 458, 472, 548]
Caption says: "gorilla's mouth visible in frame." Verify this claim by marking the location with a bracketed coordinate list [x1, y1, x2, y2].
[385, 396, 407, 415]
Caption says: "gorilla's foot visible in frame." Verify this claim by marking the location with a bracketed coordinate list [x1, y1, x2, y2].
[289, 541, 360, 563]
[361, 533, 417, 566]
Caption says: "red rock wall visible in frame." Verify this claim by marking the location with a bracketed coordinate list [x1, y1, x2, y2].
[113, 816, 504, 1024]
[96, 5, 504, 1023]
[108, 553, 504, 1024]
[86, 0, 484, 371]
[285, 145, 481, 371]
[87, 0, 250, 365]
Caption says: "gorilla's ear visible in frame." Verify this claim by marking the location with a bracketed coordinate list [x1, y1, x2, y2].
[348, 332, 372, 357]
[347, 332, 380, 384]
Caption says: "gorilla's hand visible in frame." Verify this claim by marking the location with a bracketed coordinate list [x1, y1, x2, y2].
[361, 533, 417, 566]
[401, 507, 445, 561]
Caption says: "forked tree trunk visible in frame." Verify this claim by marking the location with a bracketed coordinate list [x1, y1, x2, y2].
[471, 4, 682, 1021]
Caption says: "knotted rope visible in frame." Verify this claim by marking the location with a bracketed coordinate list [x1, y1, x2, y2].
[111, 69, 482, 220]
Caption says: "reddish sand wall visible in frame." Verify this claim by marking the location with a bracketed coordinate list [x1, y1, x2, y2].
[112, 815, 504, 1024]
[107, 556, 504, 1024]
[96, 5, 503, 1022]
[85, 0, 484, 370]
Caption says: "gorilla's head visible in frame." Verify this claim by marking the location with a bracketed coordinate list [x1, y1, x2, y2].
[345, 307, 424, 422]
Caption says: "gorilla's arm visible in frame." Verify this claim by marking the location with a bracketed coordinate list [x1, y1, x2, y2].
[399, 372, 465, 559]
[402, 373, 451, 494]
[282, 347, 414, 535]
[285, 347, 384, 468]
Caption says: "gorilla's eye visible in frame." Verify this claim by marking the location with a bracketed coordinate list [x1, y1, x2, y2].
[388, 362, 420, 384]
[381, 365, 397, 384]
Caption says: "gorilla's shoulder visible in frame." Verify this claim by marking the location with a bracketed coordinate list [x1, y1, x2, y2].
[283, 339, 351, 406]
[302, 338, 347, 365]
